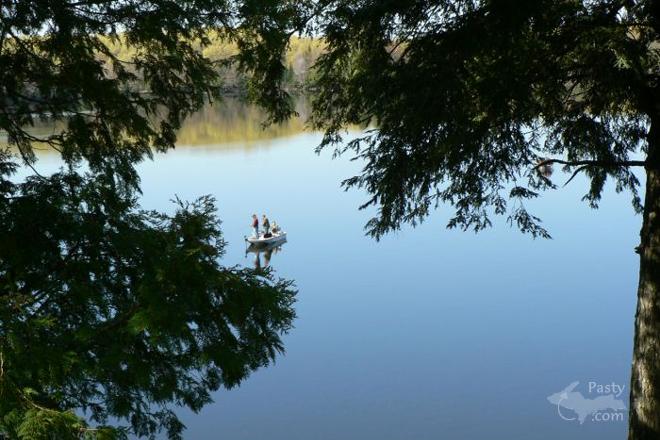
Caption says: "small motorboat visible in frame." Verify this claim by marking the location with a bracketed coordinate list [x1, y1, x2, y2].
[245, 231, 287, 246]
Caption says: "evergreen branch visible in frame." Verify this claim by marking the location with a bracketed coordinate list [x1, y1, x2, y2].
[534, 158, 647, 170]
[534, 158, 646, 186]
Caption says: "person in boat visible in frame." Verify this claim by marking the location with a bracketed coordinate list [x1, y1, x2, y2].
[262, 215, 271, 237]
[271, 221, 280, 234]
[251, 214, 259, 238]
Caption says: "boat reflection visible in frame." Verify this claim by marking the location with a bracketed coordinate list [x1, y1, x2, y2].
[246, 239, 287, 270]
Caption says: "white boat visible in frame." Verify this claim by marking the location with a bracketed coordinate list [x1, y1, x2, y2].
[245, 231, 287, 246]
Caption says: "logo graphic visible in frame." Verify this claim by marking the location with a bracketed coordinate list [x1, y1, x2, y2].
[547, 381, 626, 424]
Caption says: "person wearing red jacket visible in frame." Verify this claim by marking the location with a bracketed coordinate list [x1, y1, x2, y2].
[251, 214, 259, 238]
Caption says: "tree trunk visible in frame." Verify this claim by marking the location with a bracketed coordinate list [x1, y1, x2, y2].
[629, 118, 660, 440]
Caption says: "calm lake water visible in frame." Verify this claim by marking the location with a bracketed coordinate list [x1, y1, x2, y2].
[25, 101, 639, 439]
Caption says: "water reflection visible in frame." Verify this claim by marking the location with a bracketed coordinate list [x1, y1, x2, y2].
[0, 97, 311, 153]
[246, 241, 288, 270]
[176, 98, 310, 148]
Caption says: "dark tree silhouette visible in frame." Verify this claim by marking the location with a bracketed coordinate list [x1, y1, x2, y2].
[0, 166, 295, 439]
[240, 1, 660, 438]
[0, 1, 296, 439]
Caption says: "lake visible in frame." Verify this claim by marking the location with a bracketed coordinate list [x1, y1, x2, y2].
[25, 100, 639, 439]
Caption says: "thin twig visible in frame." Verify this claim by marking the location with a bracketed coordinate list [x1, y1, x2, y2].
[563, 165, 590, 186]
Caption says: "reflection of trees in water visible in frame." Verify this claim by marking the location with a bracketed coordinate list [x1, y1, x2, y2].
[0, 97, 311, 153]
[174, 97, 311, 147]
[0, 157, 296, 439]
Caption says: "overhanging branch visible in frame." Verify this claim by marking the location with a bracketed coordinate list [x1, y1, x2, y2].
[534, 158, 647, 187]
[534, 158, 647, 170]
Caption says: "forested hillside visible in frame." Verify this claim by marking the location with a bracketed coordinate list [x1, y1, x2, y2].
[101, 35, 324, 93]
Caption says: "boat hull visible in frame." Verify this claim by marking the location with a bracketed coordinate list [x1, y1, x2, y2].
[246, 232, 287, 246]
